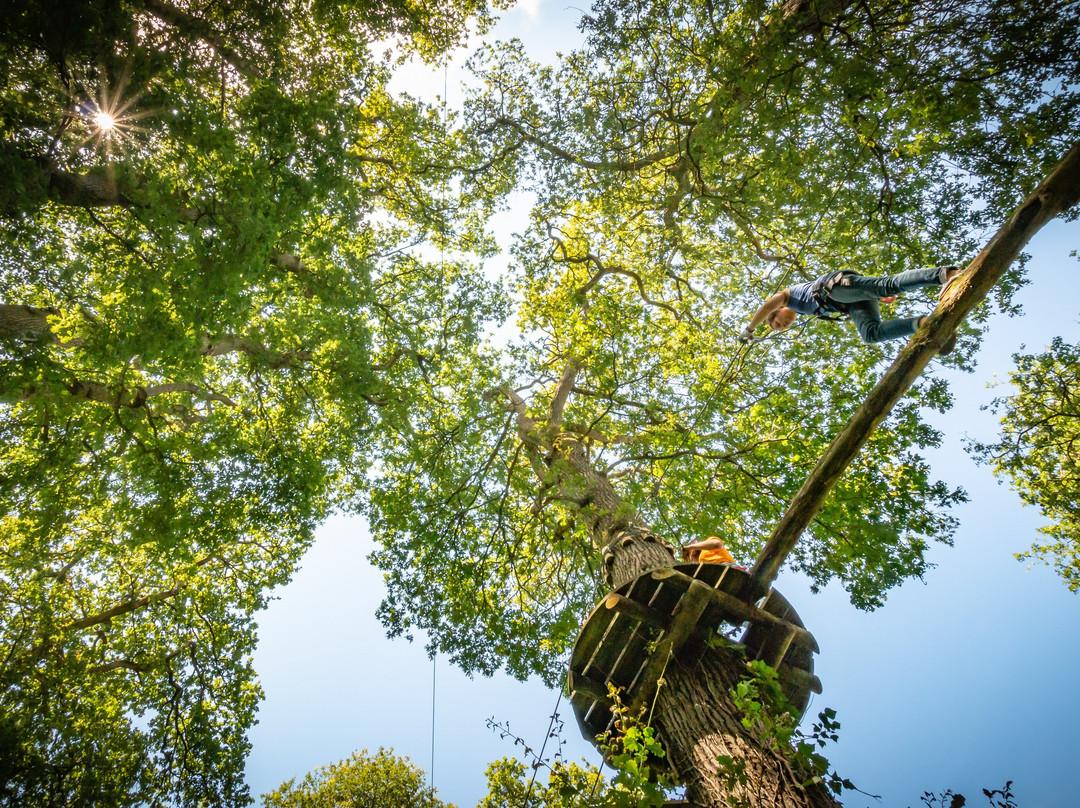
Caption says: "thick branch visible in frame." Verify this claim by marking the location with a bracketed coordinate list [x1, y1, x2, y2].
[2, 149, 203, 220]
[43, 160, 138, 207]
[65, 556, 215, 632]
[142, 0, 264, 80]
[750, 139, 1080, 593]
[490, 116, 676, 172]
[271, 252, 305, 272]
[498, 384, 551, 481]
[549, 228, 683, 320]
[496, 374, 647, 553]
[201, 333, 312, 369]
[63, 378, 239, 408]
[0, 303, 57, 340]
[65, 585, 186, 631]
[547, 357, 582, 430]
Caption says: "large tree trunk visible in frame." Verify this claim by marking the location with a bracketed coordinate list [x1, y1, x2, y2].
[606, 531, 840, 808]
[506, 366, 840, 806]
[658, 656, 837, 808]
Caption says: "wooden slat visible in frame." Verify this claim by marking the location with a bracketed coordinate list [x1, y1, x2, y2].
[653, 568, 819, 654]
[603, 592, 670, 631]
[623, 568, 663, 604]
[777, 662, 822, 695]
[760, 589, 802, 626]
[629, 579, 713, 715]
[571, 601, 617, 670]
[605, 624, 651, 696]
[645, 576, 686, 620]
[582, 613, 631, 681]
[568, 668, 612, 705]
[764, 625, 797, 669]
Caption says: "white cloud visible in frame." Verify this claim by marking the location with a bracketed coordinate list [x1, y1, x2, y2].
[515, 0, 543, 19]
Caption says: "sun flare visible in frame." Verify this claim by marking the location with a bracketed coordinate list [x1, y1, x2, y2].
[93, 111, 117, 131]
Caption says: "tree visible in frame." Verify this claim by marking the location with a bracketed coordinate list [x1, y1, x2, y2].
[261, 748, 450, 808]
[753, 141, 1080, 591]
[0, 1, 509, 804]
[969, 336, 1080, 591]
[368, 0, 1080, 805]
[478, 757, 644, 808]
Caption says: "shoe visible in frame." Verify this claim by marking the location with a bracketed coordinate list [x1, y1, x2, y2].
[939, 269, 962, 299]
[939, 331, 957, 356]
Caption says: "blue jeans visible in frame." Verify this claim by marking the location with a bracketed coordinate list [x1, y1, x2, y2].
[827, 266, 945, 343]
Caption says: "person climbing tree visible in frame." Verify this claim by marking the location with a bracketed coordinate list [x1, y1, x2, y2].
[682, 536, 745, 569]
[739, 266, 963, 350]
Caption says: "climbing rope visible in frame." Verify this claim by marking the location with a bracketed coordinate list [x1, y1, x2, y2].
[430, 58, 450, 798]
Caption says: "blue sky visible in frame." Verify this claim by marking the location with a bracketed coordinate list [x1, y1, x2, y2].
[245, 5, 1080, 806]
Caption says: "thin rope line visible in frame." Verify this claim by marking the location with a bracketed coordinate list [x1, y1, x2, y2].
[430, 652, 436, 791]
[431, 59, 449, 798]
[522, 687, 564, 808]
[589, 759, 606, 799]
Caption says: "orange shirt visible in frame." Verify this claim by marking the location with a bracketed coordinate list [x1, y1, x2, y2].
[698, 546, 736, 565]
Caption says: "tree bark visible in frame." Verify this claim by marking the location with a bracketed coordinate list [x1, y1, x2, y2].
[657, 654, 839, 808]
[0, 303, 57, 340]
[43, 161, 134, 208]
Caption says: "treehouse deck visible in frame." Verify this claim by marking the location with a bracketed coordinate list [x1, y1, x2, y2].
[567, 562, 821, 753]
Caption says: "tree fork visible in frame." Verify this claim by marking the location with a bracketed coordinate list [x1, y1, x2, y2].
[751, 138, 1080, 593]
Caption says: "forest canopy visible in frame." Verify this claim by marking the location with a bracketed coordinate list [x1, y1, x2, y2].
[370, 0, 1080, 684]
[1, 0, 1078, 805]
[0, 0, 507, 803]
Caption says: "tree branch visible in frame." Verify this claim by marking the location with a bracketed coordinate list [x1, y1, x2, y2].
[201, 333, 312, 369]
[489, 116, 678, 172]
[549, 228, 683, 320]
[0, 303, 58, 341]
[142, 0, 264, 80]
[42, 159, 138, 207]
[65, 585, 186, 632]
[65, 556, 216, 633]
[750, 138, 1080, 593]
[59, 378, 239, 409]
[548, 358, 582, 430]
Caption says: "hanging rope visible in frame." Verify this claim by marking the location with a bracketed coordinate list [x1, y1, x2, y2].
[429, 59, 450, 798]
[430, 651, 436, 791]
[521, 686, 564, 808]
[589, 759, 606, 800]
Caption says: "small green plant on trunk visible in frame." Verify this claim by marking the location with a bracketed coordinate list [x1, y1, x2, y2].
[593, 684, 674, 808]
[731, 660, 857, 797]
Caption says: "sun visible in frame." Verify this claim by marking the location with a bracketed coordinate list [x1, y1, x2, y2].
[93, 111, 117, 132]
[70, 64, 155, 158]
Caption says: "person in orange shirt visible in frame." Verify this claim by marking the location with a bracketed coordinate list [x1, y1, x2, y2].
[681, 536, 744, 569]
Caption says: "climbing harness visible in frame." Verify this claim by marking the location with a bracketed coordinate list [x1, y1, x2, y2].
[808, 270, 852, 321]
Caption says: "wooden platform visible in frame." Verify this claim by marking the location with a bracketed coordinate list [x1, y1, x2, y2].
[567, 563, 821, 753]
